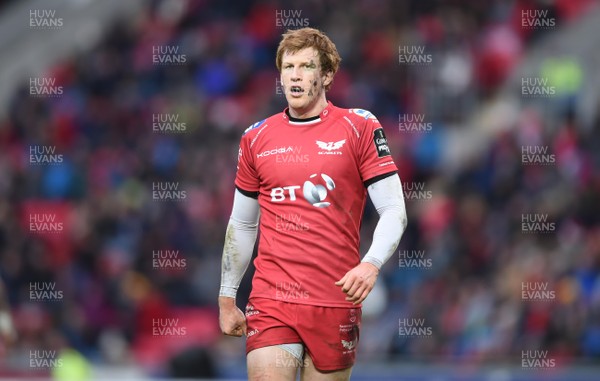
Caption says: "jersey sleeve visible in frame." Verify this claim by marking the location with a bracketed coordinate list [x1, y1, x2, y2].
[356, 110, 398, 183]
[234, 132, 260, 194]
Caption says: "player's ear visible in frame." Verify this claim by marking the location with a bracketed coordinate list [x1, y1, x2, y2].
[322, 71, 333, 89]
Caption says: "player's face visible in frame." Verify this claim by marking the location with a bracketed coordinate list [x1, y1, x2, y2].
[280, 47, 332, 118]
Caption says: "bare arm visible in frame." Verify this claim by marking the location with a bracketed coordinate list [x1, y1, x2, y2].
[0, 278, 16, 345]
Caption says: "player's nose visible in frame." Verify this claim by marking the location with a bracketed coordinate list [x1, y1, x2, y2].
[290, 66, 302, 80]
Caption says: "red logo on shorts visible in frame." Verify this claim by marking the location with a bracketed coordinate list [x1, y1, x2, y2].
[349, 309, 357, 323]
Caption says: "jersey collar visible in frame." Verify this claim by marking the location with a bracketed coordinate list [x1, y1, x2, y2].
[282, 101, 334, 125]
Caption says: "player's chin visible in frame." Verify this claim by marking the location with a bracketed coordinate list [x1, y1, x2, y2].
[285, 94, 305, 106]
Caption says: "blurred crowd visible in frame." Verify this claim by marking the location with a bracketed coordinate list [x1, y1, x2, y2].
[0, 0, 599, 378]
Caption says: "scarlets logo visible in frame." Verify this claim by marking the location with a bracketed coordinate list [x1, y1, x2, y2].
[316, 139, 345, 155]
[316, 139, 345, 151]
[341, 339, 356, 351]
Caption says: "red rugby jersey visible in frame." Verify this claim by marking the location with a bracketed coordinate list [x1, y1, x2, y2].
[235, 101, 397, 307]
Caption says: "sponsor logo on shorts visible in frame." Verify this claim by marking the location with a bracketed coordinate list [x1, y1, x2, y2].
[340, 318, 359, 355]
[349, 308, 358, 323]
[247, 328, 259, 337]
[245, 304, 260, 317]
[341, 338, 357, 351]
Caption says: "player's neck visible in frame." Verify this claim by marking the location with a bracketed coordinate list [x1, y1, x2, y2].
[287, 97, 328, 119]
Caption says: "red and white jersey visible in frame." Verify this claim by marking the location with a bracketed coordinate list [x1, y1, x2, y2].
[235, 102, 397, 307]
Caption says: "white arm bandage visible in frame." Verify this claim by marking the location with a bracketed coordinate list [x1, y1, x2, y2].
[219, 189, 260, 298]
[361, 174, 408, 269]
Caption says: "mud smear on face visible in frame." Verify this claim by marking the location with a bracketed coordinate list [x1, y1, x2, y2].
[308, 80, 318, 97]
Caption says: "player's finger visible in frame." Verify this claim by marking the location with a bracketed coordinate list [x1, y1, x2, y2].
[342, 278, 356, 294]
[347, 286, 367, 304]
[335, 273, 348, 286]
[345, 283, 361, 301]
[230, 325, 243, 337]
[223, 329, 236, 336]
[350, 281, 372, 302]
[222, 324, 234, 336]
[354, 287, 371, 305]
[339, 279, 353, 293]
[346, 277, 364, 296]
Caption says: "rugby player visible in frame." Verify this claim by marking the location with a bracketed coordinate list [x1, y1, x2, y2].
[219, 27, 407, 381]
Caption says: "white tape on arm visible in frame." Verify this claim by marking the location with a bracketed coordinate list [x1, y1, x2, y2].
[219, 189, 260, 298]
[362, 174, 407, 269]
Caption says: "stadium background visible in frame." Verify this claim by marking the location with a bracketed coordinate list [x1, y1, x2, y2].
[0, 0, 599, 380]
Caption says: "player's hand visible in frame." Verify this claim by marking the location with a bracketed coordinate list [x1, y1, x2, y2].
[218, 296, 247, 337]
[335, 262, 379, 305]
[0, 311, 17, 350]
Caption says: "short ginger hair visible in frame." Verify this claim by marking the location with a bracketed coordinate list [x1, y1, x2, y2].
[275, 27, 341, 91]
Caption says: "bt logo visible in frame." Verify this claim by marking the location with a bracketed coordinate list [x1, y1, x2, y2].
[270, 173, 336, 208]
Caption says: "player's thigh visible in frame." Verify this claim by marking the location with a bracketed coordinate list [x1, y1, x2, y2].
[247, 345, 299, 381]
[300, 353, 352, 381]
